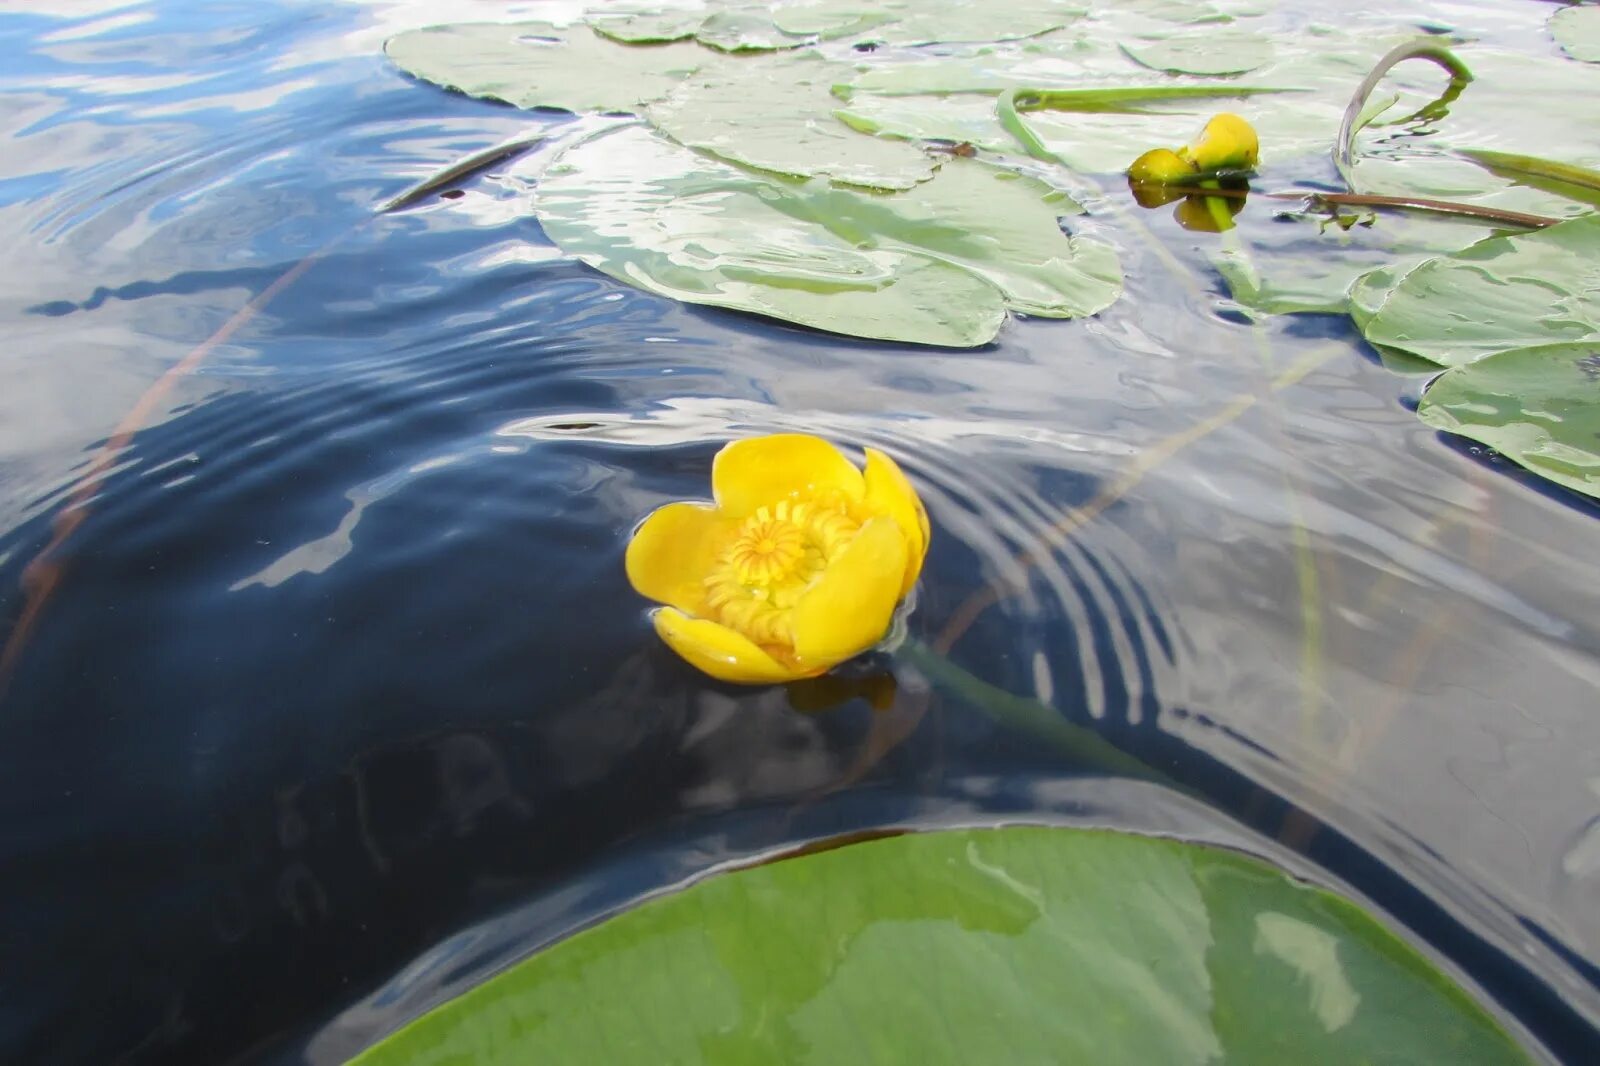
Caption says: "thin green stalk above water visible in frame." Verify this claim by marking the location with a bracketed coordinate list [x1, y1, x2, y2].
[1336, 39, 1473, 186]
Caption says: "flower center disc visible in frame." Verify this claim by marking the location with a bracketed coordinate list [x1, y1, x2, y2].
[702, 499, 860, 652]
[728, 517, 806, 585]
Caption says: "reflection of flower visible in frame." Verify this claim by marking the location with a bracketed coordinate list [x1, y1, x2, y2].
[626, 434, 929, 684]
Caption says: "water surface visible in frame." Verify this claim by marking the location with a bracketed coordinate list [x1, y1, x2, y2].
[1, 1, 1597, 1062]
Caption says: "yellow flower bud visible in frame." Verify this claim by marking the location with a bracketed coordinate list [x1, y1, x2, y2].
[1127, 147, 1197, 185]
[1179, 113, 1259, 173]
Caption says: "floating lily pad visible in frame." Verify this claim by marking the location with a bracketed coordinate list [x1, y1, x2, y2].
[874, 0, 1086, 46]
[835, 93, 1020, 154]
[1343, 47, 1600, 217]
[694, 8, 808, 52]
[384, 21, 708, 114]
[1551, 4, 1600, 64]
[1357, 214, 1600, 368]
[771, 0, 897, 38]
[1214, 210, 1503, 317]
[349, 826, 1530, 1066]
[812, 156, 1121, 318]
[1418, 342, 1600, 499]
[1122, 31, 1273, 75]
[647, 54, 938, 190]
[589, 9, 707, 44]
[531, 127, 1120, 346]
[839, 82, 1296, 172]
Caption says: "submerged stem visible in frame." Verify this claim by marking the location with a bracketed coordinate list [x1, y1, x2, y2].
[1160, 184, 1559, 228]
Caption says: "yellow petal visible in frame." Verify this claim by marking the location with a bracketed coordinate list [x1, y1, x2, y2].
[625, 502, 731, 615]
[790, 517, 909, 669]
[653, 607, 808, 684]
[712, 433, 865, 517]
[862, 447, 928, 597]
[1127, 147, 1196, 185]
[1180, 113, 1259, 172]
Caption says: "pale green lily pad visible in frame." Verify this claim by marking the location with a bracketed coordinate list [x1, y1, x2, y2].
[531, 127, 1120, 345]
[647, 54, 938, 190]
[1419, 342, 1600, 499]
[874, 0, 1086, 46]
[384, 22, 707, 114]
[838, 83, 1296, 172]
[1551, 4, 1600, 64]
[589, 9, 706, 44]
[1214, 210, 1505, 317]
[771, 0, 896, 38]
[1344, 47, 1600, 217]
[1122, 31, 1273, 75]
[695, 8, 808, 52]
[835, 93, 1020, 155]
[349, 826, 1531, 1066]
[1358, 214, 1600, 368]
[809, 156, 1121, 318]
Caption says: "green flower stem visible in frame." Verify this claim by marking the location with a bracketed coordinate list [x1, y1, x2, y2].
[1336, 39, 1473, 186]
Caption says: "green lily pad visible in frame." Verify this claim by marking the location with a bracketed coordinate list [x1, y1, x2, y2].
[1357, 213, 1600, 368]
[1551, 4, 1600, 64]
[647, 54, 939, 190]
[771, 0, 897, 38]
[694, 9, 808, 52]
[874, 0, 1086, 46]
[1343, 47, 1600, 218]
[835, 93, 1022, 154]
[530, 127, 1120, 346]
[1214, 210, 1506, 318]
[589, 9, 707, 45]
[813, 156, 1121, 318]
[1122, 31, 1273, 75]
[838, 83, 1296, 173]
[349, 826, 1531, 1066]
[1419, 342, 1600, 499]
[384, 21, 708, 114]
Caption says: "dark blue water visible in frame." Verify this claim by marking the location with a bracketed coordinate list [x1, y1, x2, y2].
[2, 1, 1598, 1063]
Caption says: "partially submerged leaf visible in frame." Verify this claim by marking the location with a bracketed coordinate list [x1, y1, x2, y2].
[1418, 342, 1600, 499]
[1458, 149, 1600, 207]
[350, 827, 1532, 1066]
[1357, 214, 1600, 367]
[647, 54, 938, 190]
[384, 22, 707, 114]
[1551, 4, 1600, 64]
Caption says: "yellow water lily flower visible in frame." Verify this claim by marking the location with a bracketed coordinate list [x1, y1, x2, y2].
[626, 433, 929, 684]
[1180, 112, 1259, 172]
